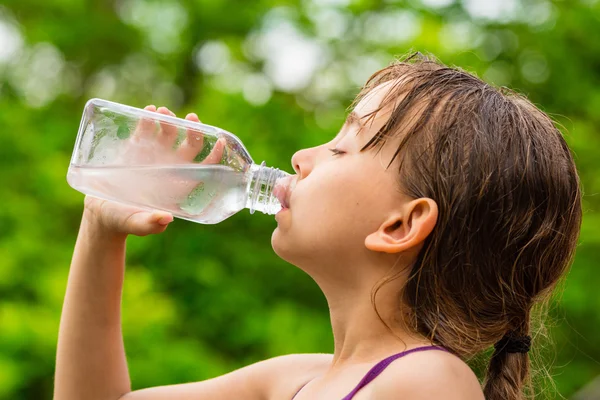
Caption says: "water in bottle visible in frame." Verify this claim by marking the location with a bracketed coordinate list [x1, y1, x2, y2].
[67, 99, 292, 224]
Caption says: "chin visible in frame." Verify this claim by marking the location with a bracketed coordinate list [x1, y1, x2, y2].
[271, 227, 309, 269]
[271, 226, 292, 261]
[271, 227, 324, 270]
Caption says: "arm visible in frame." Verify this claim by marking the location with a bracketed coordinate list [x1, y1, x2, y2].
[54, 106, 213, 399]
[54, 203, 332, 400]
[119, 354, 332, 400]
[55, 207, 331, 400]
[55, 106, 331, 399]
[54, 215, 131, 399]
[54, 216, 328, 400]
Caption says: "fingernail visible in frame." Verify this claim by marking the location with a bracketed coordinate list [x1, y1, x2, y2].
[157, 215, 173, 225]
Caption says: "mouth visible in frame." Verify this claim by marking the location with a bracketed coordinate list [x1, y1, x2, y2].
[273, 185, 290, 209]
[273, 176, 293, 210]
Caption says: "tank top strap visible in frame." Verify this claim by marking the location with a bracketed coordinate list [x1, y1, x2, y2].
[291, 345, 449, 400]
[340, 345, 449, 400]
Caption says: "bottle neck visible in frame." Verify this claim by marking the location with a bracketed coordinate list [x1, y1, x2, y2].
[246, 162, 291, 215]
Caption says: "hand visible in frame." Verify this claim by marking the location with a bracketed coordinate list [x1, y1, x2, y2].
[83, 105, 225, 237]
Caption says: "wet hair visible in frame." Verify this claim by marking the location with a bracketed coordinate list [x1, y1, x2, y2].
[356, 53, 582, 399]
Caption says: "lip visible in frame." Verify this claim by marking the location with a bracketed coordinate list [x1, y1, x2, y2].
[275, 206, 289, 222]
[273, 177, 293, 209]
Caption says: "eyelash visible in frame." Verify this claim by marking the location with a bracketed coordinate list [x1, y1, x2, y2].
[328, 148, 346, 156]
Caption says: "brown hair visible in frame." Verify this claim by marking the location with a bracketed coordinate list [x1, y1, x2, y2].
[356, 53, 582, 399]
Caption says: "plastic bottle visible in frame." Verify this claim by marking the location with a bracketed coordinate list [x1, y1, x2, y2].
[67, 98, 293, 224]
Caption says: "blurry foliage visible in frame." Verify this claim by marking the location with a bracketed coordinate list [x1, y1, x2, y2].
[0, 0, 598, 398]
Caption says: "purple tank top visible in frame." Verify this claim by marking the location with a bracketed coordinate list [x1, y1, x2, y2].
[291, 345, 448, 400]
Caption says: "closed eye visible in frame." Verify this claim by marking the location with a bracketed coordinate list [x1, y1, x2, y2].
[328, 148, 346, 156]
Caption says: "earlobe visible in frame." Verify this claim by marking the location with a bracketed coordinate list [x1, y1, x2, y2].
[365, 198, 438, 254]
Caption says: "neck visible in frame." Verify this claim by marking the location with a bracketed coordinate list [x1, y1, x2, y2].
[313, 263, 432, 367]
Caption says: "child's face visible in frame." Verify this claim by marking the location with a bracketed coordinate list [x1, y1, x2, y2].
[272, 82, 410, 275]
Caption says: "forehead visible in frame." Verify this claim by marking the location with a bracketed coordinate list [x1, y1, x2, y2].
[353, 80, 397, 119]
[350, 78, 418, 167]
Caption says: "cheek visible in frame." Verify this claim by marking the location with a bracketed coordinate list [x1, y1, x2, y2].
[291, 165, 378, 243]
[271, 163, 392, 264]
[299, 167, 358, 215]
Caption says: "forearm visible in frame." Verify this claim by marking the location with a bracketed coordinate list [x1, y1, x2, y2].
[54, 214, 131, 400]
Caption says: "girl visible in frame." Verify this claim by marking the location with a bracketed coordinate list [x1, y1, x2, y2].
[54, 54, 582, 400]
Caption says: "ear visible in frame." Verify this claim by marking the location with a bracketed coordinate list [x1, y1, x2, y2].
[364, 198, 438, 254]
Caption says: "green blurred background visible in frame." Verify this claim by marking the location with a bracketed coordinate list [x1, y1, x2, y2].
[0, 0, 598, 398]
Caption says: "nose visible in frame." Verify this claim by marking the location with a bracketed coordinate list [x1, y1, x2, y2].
[291, 147, 316, 180]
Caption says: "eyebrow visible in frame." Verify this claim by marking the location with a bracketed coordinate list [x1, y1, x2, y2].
[332, 111, 366, 142]
[346, 111, 364, 129]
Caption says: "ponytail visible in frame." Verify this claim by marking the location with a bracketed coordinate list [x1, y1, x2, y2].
[484, 329, 532, 400]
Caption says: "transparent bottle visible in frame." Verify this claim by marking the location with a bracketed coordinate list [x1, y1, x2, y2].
[67, 98, 293, 224]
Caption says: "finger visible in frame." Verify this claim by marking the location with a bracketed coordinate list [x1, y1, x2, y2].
[156, 106, 179, 148]
[153, 212, 174, 226]
[126, 211, 173, 236]
[185, 112, 201, 124]
[176, 113, 205, 162]
[132, 105, 157, 141]
[201, 138, 226, 165]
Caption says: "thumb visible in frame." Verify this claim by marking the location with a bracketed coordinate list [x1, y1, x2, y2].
[126, 211, 174, 236]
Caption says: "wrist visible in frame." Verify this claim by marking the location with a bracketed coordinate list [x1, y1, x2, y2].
[81, 209, 128, 243]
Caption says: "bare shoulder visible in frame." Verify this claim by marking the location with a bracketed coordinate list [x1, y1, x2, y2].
[120, 353, 332, 400]
[372, 349, 484, 400]
[258, 353, 333, 398]
[258, 352, 333, 376]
